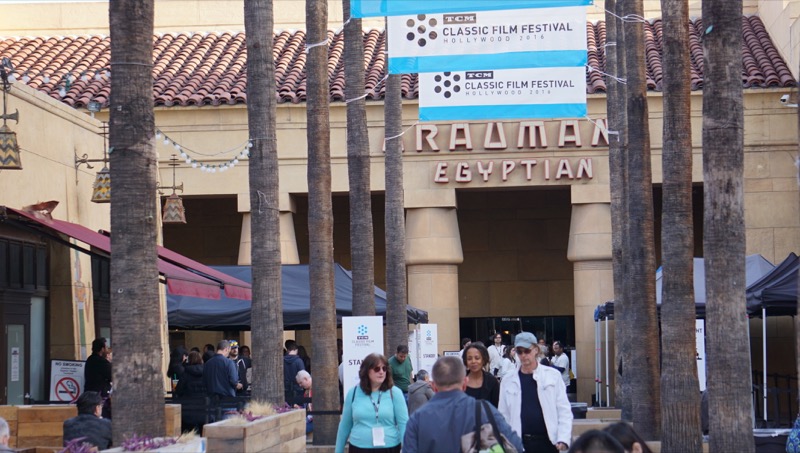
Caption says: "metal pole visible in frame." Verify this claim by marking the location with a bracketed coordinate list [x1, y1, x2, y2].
[762, 307, 767, 423]
[605, 317, 610, 407]
[596, 320, 602, 406]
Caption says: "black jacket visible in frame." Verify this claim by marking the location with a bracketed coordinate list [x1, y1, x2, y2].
[175, 364, 206, 398]
[84, 354, 112, 395]
[63, 414, 112, 450]
[203, 354, 238, 397]
[284, 354, 305, 401]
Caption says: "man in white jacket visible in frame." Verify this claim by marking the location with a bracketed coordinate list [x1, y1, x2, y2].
[498, 332, 572, 453]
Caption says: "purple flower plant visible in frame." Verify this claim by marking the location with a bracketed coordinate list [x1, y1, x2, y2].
[59, 437, 96, 453]
[120, 434, 178, 451]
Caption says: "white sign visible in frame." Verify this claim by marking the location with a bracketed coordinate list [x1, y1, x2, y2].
[417, 324, 439, 376]
[419, 67, 587, 121]
[10, 348, 19, 382]
[408, 329, 419, 375]
[388, 7, 587, 74]
[342, 316, 384, 396]
[570, 349, 578, 379]
[696, 320, 706, 392]
[50, 359, 85, 402]
[444, 351, 462, 357]
[351, 0, 593, 18]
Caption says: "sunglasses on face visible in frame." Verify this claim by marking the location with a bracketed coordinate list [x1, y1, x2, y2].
[515, 347, 534, 355]
[372, 365, 388, 373]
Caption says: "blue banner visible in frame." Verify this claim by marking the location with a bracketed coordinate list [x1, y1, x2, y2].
[351, 0, 593, 18]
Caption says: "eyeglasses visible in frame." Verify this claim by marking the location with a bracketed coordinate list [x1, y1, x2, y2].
[515, 347, 533, 355]
[371, 365, 388, 373]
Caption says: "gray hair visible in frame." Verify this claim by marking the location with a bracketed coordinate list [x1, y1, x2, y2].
[416, 369, 429, 381]
[0, 417, 8, 438]
[296, 369, 311, 382]
[432, 356, 465, 388]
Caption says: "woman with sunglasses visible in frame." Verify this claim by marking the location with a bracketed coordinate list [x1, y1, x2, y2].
[336, 353, 409, 453]
[498, 332, 572, 453]
[462, 341, 500, 407]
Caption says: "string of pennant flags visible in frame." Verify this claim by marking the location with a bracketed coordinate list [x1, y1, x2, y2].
[155, 129, 251, 173]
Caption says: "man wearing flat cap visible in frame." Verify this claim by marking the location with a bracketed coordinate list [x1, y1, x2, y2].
[498, 331, 572, 452]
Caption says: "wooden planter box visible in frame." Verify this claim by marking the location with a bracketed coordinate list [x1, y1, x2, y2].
[203, 409, 306, 453]
[0, 403, 181, 448]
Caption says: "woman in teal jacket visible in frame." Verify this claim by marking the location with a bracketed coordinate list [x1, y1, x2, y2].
[336, 353, 408, 453]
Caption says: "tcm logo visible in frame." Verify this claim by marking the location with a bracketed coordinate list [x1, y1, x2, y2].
[426, 330, 433, 340]
[433, 72, 462, 99]
[405, 14, 439, 47]
[466, 71, 495, 80]
[357, 324, 369, 340]
[443, 13, 477, 24]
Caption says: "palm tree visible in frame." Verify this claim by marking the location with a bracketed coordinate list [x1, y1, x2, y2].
[659, 0, 702, 450]
[622, 0, 661, 439]
[108, 0, 165, 442]
[604, 0, 630, 417]
[701, 1, 754, 450]
[383, 59, 408, 351]
[306, 0, 339, 444]
[244, 0, 284, 403]
[343, 0, 376, 317]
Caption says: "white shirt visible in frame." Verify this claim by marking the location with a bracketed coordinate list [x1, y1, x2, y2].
[552, 353, 570, 386]
[488, 343, 506, 373]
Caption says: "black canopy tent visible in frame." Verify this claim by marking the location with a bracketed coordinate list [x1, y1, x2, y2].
[746, 252, 799, 317]
[591, 254, 776, 407]
[167, 263, 428, 330]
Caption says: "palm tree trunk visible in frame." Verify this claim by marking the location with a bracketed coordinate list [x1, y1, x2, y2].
[108, 0, 165, 442]
[244, 0, 284, 403]
[659, 0, 702, 450]
[384, 65, 408, 351]
[622, 0, 661, 440]
[702, 2, 754, 450]
[605, 0, 630, 417]
[306, 0, 338, 444]
[343, 0, 376, 317]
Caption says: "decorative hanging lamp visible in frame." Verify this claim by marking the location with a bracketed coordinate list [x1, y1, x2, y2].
[91, 167, 111, 203]
[160, 154, 186, 224]
[0, 57, 21, 170]
[76, 121, 111, 203]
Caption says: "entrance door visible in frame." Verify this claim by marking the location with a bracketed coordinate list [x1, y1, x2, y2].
[7, 324, 25, 404]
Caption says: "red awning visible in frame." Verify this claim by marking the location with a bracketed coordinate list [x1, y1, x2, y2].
[1, 207, 250, 300]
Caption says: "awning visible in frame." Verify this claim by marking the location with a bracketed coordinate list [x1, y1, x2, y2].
[0, 206, 251, 300]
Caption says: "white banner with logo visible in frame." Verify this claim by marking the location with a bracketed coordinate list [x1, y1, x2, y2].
[342, 316, 384, 396]
[351, 0, 593, 18]
[388, 7, 587, 74]
[696, 319, 706, 392]
[419, 66, 587, 121]
[417, 324, 438, 376]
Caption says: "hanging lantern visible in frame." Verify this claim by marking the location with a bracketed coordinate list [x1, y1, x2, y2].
[162, 193, 186, 224]
[0, 124, 21, 170]
[91, 167, 111, 203]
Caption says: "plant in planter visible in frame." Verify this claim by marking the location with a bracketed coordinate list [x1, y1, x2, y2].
[60, 437, 98, 453]
[100, 431, 205, 453]
[203, 401, 306, 453]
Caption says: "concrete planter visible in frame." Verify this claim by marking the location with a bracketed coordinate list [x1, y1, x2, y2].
[203, 409, 306, 453]
[101, 437, 206, 453]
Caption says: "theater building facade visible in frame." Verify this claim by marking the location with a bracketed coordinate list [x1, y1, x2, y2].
[0, 0, 797, 404]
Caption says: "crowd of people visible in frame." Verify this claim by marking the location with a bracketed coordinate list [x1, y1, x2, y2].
[53, 331, 654, 453]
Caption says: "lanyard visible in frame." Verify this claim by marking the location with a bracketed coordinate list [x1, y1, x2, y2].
[370, 391, 383, 421]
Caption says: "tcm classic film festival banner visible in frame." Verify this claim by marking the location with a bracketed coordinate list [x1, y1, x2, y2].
[351, 0, 592, 18]
[388, 7, 587, 73]
[342, 316, 384, 395]
[418, 67, 587, 121]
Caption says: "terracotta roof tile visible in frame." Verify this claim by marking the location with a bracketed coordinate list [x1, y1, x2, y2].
[0, 15, 793, 109]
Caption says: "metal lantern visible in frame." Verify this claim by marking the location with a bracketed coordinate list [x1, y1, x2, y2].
[0, 124, 21, 169]
[162, 193, 187, 224]
[91, 167, 111, 203]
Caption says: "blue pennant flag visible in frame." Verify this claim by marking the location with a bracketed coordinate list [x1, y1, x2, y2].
[351, 0, 593, 18]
